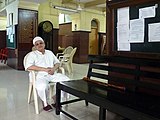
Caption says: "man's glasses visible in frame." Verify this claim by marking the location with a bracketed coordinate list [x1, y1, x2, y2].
[35, 42, 44, 46]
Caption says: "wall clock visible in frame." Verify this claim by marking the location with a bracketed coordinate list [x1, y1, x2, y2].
[38, 21, 53, 51]
[42, 21, 53, 33]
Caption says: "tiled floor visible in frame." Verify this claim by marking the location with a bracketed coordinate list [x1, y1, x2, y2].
[0, 62, 124, 120]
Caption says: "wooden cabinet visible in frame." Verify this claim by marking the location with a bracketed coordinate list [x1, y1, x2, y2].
[0, 31, 6, 49]
[7, 9, 38, 70]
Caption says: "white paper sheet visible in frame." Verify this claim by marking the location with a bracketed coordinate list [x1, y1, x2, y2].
[129, 19, 144, 43]
[10, 34, 14, 43]
[117, 22, 130, 43]
[118, 42, 130, 51]
[117, 7, 130, 51]
[117, 7, 129, 23]
[148, 22, 160, 42]
[7, 27, 11, 35]
[139, 5, 156, 19]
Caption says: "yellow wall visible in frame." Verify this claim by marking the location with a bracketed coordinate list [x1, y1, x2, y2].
[6, 0, 18, 26]
[71, 13, 81, 31]
[83, 10, 106, 33]
[0, 17, 7, 30]
[0, 0, 18, 29]
[38, 0, 60, 28]
[38, 0, 106, 32]
[0, 0, 106, 32]
[18, 1, 39, 11]
[2, 0, 38, 27]
[71, 10, 106, 33]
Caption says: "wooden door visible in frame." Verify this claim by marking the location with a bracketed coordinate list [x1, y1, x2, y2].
[89, 28, 98, 55]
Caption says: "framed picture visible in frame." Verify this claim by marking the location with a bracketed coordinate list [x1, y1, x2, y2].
[6, 25, 16, 48]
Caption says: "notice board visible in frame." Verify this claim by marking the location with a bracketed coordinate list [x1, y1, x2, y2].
[114, 2, 160, 53]
[106, 0, 160, 59]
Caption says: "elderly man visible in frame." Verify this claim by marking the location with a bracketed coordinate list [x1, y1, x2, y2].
[25, 36, 69, 111]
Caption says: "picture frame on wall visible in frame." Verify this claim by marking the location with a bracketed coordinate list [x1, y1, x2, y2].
[6, 25, 16, 48]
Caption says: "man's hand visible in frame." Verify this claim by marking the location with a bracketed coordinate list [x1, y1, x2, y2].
[47, 67, 55, 75]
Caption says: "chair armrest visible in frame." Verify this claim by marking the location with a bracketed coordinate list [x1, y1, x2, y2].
[27, 68, 65, 84]
[27, 70, 37, 84]
[58, 67, 65, 75]
[59, 54, 70, 61]
[56, 53, 64, 57]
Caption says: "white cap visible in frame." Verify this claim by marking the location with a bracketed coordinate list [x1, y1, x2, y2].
[33, 36, 44, 45]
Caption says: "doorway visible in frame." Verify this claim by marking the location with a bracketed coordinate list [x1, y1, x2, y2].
[89, 19, 98, 55]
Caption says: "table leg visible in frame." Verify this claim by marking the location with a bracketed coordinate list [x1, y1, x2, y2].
[56, 82, 61, 115]
[85, 100, 88, 106]
[99, 107, 106, 120]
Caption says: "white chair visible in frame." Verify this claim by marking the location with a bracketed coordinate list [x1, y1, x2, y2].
[59, 47, 77, 74]
[56, 46, 73, 59]
[23, 52, 65, 114]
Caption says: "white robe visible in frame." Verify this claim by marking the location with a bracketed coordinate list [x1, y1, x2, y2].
[25, 50, 70, 106]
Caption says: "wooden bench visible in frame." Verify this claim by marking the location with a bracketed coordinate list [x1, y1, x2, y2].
[55, 55, 160, 120]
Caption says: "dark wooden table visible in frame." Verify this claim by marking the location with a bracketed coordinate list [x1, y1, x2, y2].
[55, 80, 160, 120]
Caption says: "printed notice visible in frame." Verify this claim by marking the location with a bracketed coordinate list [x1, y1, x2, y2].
[148, 22, 160, 42]
[10, 34, 14, 43]
[139, 5, 156, 19]
[117, 22, 129, 43]
[118, 42, 130, 51]
[117, 7, 129, 23]
[129, 19, 144, 43]
[117, 7, 130, 51]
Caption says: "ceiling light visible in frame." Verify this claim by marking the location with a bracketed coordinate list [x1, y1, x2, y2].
[53, 6, 78, 13]
[77, 4, 82, 11]
[77, 0, 82, 11]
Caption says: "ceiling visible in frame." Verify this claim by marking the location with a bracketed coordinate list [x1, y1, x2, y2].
[61, 0, 106, 11]
[24, 0, 106, 12]
[0, 0, 106, 17]
[0, 10, 6, 17]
